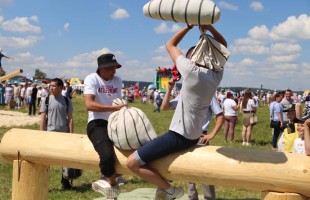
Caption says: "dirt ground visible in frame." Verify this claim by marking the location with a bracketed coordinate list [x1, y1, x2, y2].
[0, 110, 41, 127]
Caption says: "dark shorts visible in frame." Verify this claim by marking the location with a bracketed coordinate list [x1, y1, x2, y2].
[135, 130, 199, 165]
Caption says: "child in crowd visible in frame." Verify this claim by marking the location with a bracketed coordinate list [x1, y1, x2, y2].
[292, 115, 310, 155]
[277, 105, 299, 153]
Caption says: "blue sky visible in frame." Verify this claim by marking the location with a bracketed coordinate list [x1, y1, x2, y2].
[0, 0, 309, 91]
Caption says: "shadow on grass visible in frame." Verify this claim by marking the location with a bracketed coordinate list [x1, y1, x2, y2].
[49, 182, 92, 193]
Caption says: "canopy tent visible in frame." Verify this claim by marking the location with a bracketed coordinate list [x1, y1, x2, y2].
[304, 90, 310, 96]
[69, 77, 81, 86]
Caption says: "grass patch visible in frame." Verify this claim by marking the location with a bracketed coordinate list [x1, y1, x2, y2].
[0, 95, 283, 199]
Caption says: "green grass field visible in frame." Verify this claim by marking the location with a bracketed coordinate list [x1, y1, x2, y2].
[0, 95, 285, 200]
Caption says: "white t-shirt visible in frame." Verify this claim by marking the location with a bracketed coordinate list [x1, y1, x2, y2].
[169, 55, 223, 140]
[20, 87, 26, 97]
[26, 86, 33, 97]
[84, 73, 122, 122]
[242, 99, 255, 112]
[292, 138, 305, 155]
[37, 89, 42, 98]
[223, 98, 238, 116]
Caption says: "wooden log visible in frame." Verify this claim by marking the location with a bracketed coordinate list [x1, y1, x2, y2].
[261, 191, 308, 200]
[0, 69, 23, 82]
[12, 160, 48, 200]
[0, 128, 310, 197]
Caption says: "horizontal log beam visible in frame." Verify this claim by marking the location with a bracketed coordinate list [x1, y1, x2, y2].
[0, 128, 309, 197]
[0, 69, 23, 82]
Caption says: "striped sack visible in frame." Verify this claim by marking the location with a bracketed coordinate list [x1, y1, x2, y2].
[108, 107, 157, 150]
[143, 0, 221, 25]
[190, 34, 230, 71]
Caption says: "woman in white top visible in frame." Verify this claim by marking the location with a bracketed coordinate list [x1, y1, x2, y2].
[241, 90, 256, 146]
[223, 92, 239, 142]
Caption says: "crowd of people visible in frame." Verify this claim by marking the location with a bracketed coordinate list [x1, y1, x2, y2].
[0, 80, 76, 114]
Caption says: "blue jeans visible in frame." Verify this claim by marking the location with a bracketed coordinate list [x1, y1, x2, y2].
[135, 130, 199, 165]
[272, 125, 281, 148]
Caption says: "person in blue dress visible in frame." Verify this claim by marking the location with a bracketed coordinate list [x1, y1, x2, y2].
[0, 83, 5, 106]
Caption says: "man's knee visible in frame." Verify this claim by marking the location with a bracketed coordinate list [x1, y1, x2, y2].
[126, 154, 141, 172]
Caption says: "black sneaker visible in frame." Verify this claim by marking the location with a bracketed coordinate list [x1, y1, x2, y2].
[61, 179, 72, 190]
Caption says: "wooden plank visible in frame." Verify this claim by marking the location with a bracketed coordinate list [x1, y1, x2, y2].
[0, 128, 310, 197]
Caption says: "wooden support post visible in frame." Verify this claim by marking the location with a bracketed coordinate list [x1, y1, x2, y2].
[12, 160, 48, 200]
[261, 191, 308, 200]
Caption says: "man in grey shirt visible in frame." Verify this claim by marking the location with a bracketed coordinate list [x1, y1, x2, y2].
[280, 89, 294, 126]
[40, 78, 74, 190]
[162, 79, 224, 200]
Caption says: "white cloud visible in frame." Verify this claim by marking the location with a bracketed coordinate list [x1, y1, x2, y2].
[1, 16, 41, 33]
[250, 1, 264, 11]
[0, 35, 42, 49]
[270, 43, 301, 55]
[217, 1, 238, 11]
[230, 14, 309, 56]
[270, 14, 310, 41]
[267, 55, 300, 63]
[224, 14, 310, 90]
[65, 48, 111, 67]
[64, 23, 70, 31]
[248, 25, 270, 41]
[111, 8, 129, 19]
[154, 22, 182, 34]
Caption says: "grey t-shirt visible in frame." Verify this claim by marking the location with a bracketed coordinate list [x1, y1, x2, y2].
[40, 95, 73, 132]
[169, 55, 223, 140]
[280, 98, 294, 122]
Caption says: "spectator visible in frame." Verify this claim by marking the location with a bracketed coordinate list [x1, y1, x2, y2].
[4, 82, 13, 108]
[40, 78, 74, 190]
[13, 81, 21, 109]
[292, 115, 310, 155]
[217, 89, 226, 108]
[20, 84, 26, 108]
[241, 90, 256, 146]
[0, 83, 4, 106]
[28, 83, 38, 116]
[277, 105, 299, 153]
[65, 81, 74, 99]
[269, 92, 284, 151]
[153, 91, 163, 112]
[280, 89, 294, 127]
[25, 82, 33, 110]
[304, 93, 310, 117]
[37, 86, 42, 108]
[40, 85, 49, 103]
[223, 91, 239, 143]
[304, 117, 310, 156]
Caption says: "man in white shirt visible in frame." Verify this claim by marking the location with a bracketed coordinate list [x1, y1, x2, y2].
[84, 53, 127, 199]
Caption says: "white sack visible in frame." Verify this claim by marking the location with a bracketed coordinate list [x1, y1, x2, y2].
[143, 0, 221, 25]
[108, 107, 157, 150]
[190, 34, 230, 71]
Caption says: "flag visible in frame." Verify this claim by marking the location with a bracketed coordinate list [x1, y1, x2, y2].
[26, 73, 33, 81]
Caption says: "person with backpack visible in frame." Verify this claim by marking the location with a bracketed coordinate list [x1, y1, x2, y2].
[39, 78, 74, 190]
